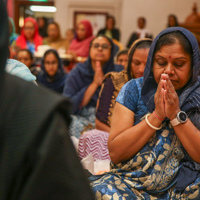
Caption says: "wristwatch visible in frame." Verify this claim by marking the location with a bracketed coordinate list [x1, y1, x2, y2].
[170, 111, 188, 127]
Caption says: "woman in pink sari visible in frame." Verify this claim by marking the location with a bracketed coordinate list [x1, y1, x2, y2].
[68, 20, 94, 64]
[15, 17, 43, 53]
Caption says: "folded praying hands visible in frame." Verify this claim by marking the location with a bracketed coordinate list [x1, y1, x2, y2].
[154, 73, 180, 120]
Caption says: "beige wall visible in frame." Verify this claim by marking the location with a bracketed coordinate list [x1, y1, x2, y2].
[55, 0, 200, 46]
[120, 0, 200, 46]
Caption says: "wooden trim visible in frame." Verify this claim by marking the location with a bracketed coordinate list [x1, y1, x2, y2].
[179, 23, 200, 34]
[14, 0, 54, 33]
[73, 11, 108, 29]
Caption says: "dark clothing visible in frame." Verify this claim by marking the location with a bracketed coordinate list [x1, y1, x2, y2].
[96, 70, 128, 127]
[0, 73, 95, 200]
[126, 32, 153, 48]
[97, 28, 120, 41]
[96, 77, 115, 126]
[39, 27, 48, 38]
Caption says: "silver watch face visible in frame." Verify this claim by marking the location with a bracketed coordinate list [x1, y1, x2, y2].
[178, 111, 187, 123]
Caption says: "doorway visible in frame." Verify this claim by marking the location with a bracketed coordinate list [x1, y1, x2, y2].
[14, 0, 55, 34]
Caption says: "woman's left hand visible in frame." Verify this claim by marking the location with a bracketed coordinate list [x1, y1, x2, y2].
[162, 74, 180, 120]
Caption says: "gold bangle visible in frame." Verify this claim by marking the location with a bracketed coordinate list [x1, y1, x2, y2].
[145, 113, 162, 130]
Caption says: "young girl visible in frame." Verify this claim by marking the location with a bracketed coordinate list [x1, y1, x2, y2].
[37, 49, 67, 93]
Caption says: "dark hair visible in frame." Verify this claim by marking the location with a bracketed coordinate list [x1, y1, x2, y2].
[89, 34, 113, 51]
[116, 49, 129, 60]
[106, 15, 115, 27]
[67, 28, 75, 34]
[43, 49, 59, 62]
[167, 14, 179, 27]
[17, 49, 33, 60]
[38, 17, 48, 26]
[47, 22, 61, 40]
[127, 39, 152, 80]
[154, 31, 193, 66]
[138, 17, 146, 24]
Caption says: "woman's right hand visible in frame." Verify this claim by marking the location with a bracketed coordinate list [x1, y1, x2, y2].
[154, 75, 166, 119]
[93, 61, 104, 87]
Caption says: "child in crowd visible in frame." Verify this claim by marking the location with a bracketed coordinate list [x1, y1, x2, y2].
[37, 49, 67, 93]
[17, 49, 41, 76]
[115, 49, 129, 69]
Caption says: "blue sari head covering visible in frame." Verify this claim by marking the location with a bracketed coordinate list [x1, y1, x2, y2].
[141, 27, 200, 119]
[37, 49, 67, 93]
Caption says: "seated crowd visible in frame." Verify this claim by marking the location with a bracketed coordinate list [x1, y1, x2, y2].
[6, 11, 200, 199]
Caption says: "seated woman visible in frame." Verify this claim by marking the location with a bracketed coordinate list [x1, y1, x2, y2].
[64, 28, 75, 51]
[115, 49, 128, 69]
[37, 16, 48, 38]
[167, 14, 179, 27]
[37, 49, 67, 93]
[126, 17, 153, 48]
[78, 39, 152, 161]
[43, 22, 66, 52]
[90, 27, 200, 199]
[14, 17, 43, 54]
[97, 15, 120, 41]
[67, 20, 94, 64]
[17, 49, 41, 76]
[63, 35, 123, 138]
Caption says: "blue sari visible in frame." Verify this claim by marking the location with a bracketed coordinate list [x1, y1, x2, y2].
[90, 27, 200, 199]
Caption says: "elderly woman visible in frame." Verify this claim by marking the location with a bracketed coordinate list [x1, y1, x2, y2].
[78, 39, 152, 161]
[90, 27, 200, 199]
[15, 17, 43, 53]
[37, 49, 67, 93]
[63, 35, 123, 138]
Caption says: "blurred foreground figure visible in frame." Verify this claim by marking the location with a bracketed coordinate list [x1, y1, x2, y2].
[0, 2, 95, 200]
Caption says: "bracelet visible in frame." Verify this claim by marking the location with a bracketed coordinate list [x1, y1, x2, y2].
[145, 113, 162, 130]
[153, 111, 165, 121]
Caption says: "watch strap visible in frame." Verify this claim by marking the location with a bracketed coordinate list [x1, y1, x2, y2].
[170, 117, 180, 126]
[170, 111, 188, 127]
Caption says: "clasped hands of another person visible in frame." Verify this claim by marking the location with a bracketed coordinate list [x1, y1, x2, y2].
[81, 60, 104, 107]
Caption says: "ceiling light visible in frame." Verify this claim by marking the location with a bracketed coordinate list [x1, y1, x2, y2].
[30, 6, 57, 13]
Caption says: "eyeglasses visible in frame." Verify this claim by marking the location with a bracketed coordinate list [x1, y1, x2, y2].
[91, 43, 111, 50]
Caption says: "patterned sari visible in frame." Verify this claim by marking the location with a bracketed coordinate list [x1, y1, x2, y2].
[90, 27, 200, 199]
